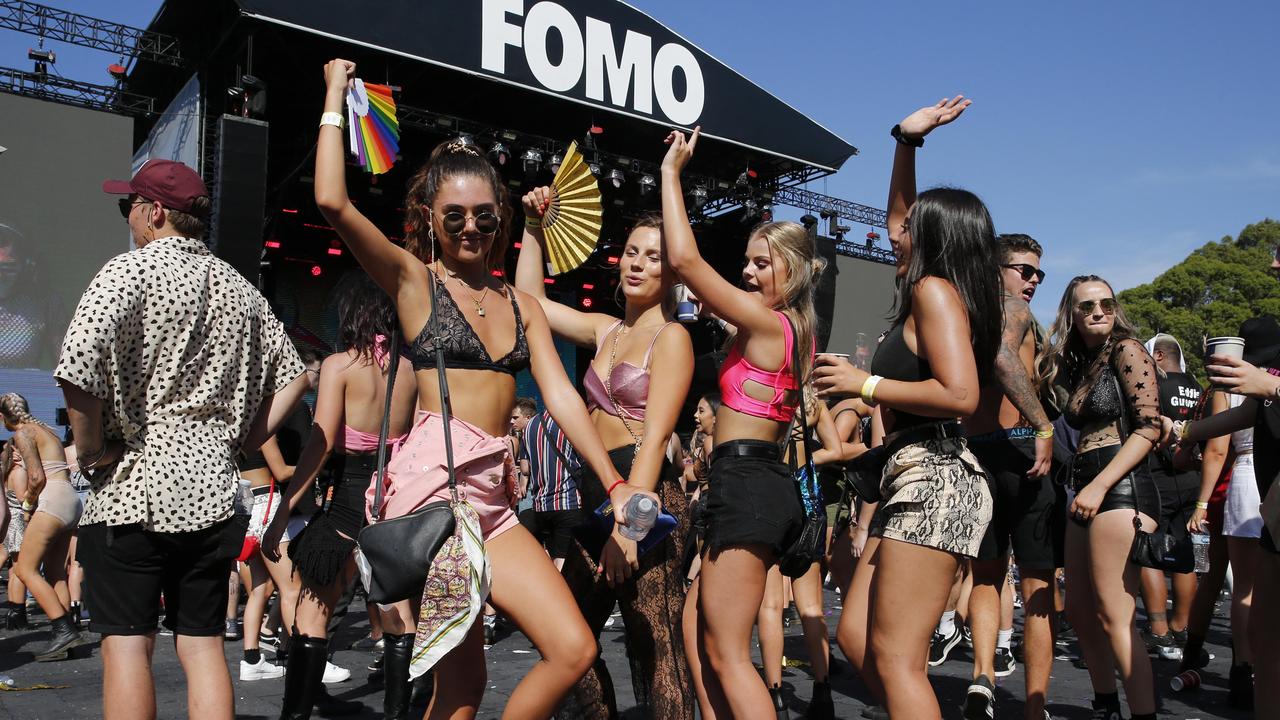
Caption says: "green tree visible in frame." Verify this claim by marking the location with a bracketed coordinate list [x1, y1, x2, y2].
[1118, 219, 1280, 381]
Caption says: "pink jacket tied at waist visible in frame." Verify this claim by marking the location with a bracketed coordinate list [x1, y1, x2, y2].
[365, 410, 512, 523]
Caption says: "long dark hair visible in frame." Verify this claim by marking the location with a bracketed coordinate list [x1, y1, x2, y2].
[892, 187, 1002, 382]
[337, 273, 397, 365]
[403, 138, 513, 275]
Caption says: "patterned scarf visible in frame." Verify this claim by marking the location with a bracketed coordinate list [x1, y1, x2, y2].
[408, 500, 490, 678]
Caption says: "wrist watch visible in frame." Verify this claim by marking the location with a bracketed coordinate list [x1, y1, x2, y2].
[891, 124, 924, 148]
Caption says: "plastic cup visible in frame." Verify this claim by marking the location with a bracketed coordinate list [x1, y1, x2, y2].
[1206, 336, 1245, 361]
[675, 301, 698, 323]
[1170, 669, 1201, 691]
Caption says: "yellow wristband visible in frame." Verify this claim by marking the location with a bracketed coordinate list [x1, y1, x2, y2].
[1194, 501, 1209, 510]
[319, 111, 344, 129]
[860, 375, 884, 406]
[1034, 427, 1054, 439]
[21, 500, 34, 511]
[524, 216, 542, 229]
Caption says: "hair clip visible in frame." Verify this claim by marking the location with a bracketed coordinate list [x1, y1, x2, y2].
[446, 139, 481, 157]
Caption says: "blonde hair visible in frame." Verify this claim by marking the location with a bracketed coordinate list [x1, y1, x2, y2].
[751, 221, 825, 389]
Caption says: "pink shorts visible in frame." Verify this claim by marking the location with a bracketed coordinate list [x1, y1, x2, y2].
[366, 411, 519, 540]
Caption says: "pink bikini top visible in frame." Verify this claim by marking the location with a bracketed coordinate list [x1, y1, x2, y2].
[337, 426, 407, 454]
[718, 311, 801, 423]
[584, 321, 674, 422]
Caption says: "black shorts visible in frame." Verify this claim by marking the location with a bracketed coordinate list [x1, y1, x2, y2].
[1070, 445, 1161, 521]
[701, 441, 804, 558]
[519, 508, 585, 559]
[78, 516, 247, 636]
[1154, 469, 1200, 545]
[972, 433, 1066, 570]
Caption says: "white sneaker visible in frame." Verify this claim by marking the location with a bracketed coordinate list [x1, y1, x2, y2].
[240, 657, 285, 681]
[322, 661, 351, 684]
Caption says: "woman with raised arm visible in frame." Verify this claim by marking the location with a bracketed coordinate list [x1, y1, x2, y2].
[812, 97, 1001, 719]
[661, 127, 823, 719]
[516, 202, 695, 717]
[263, 276, 419, 719]
[1037, 278, 1161, 720]
[1, 393, 84, 661]
[313, 58, 645, 720]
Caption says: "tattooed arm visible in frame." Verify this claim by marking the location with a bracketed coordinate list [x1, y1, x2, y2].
[994, 295, 1053, 478]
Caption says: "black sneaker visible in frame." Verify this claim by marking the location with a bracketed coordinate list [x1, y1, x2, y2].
[1089, 698, 1122, 720]
[928, 625, 963, 667]
[962, 624, 974, 648]
[1054, 615, 1075, 645]
[994, 647, 1016, 677]
[1147, 631, 1181, 661]
[962, 676, 995, 720]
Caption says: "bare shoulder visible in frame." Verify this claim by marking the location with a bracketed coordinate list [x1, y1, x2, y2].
[911, 276, 964, 312]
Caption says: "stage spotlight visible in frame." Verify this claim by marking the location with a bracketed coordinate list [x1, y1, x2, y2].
[241, 74, 266, 91]
[866, 231, 880, 249]
[688, 185, 708, 209]
[489, 142, 510, 166]
[743, 198, 759, 219]
[638, 174, 656, 196]
[550, 153, 563, 175]
[456, 134, 475, 148]
[588, 162, 601, 178]
[29, 47, 55, 74]
[521, 149, 542, 175]
[310, 264, 323, 277]
[580, 296, 595, 309]
[605, 169, 624, 189]
[107, 63, 128, 81]
[226, 85, 245, 98]
[760, 205, 773, 223]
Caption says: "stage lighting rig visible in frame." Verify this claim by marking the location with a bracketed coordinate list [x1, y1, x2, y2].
[638, 173, 656, 197]
[688, 185, 708, 210]
[521, 149, 542, 175]
[28, 48, 55, 75]
[489, 141, 510, 166]
[605, 169, 624, 189]
[549, 152, 563, 175]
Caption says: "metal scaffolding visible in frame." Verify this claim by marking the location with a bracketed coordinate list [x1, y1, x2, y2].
[0, 1, 183, 66]
[0, 65, 153, 114]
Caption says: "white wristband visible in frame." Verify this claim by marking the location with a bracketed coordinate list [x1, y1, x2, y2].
[319, 112, 344, 129]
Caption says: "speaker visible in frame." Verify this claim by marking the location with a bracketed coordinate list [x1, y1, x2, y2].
[210, 114, 269, 284]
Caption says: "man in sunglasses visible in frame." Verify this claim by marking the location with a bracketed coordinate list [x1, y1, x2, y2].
[54, 159, 311, 720]
[959, 233, 1063, 720]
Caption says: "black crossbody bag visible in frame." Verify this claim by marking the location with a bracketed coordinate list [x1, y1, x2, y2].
[777, 317, 828, 579]
[358, 274, 460, 604]
[1114, 369, 1194, 573]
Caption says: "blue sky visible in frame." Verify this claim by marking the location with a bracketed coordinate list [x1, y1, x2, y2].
[4, 1, 1277, 319]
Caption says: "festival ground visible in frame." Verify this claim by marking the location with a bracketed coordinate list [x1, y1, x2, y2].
[0, 584, 1249, 719]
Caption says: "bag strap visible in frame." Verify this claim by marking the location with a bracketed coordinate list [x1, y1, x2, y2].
[370, 317, 402, 521]
[1106, 347, 1142, 531]
[429, 272, 461, 504]
[780, 314, 813, 485]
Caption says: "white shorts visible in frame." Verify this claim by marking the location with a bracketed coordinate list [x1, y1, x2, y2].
[1224, 454, 1262, 538]
[245, 488, 308, 543]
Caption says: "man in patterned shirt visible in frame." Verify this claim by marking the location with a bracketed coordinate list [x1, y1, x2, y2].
[55, 159, 309, 720]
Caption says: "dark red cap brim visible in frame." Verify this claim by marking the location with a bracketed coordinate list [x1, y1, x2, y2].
[102, 179, 134, 195]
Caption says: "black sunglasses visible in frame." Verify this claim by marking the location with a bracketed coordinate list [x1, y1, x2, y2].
[1076, 297, 1117, 316]
[439, 211, 500, 236]
[118, 197, 150, 219]
[1003, 263, 1045, 283]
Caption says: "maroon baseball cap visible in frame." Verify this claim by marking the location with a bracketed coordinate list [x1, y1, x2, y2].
[103, 159, 209, 215]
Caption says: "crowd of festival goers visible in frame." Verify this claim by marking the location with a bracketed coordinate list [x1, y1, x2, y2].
[2, 60, 1279, 720]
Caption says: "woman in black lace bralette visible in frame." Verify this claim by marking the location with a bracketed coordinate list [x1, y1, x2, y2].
[313, 59, 657, 720]
[1038, 276, 1162, 720]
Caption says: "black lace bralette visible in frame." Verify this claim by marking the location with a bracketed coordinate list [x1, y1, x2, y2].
[406, 282, 530, 376]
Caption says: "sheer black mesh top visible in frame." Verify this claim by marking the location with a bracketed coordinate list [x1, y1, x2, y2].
[406, 283, 530, 376]
[1063, 337, 1162, 444]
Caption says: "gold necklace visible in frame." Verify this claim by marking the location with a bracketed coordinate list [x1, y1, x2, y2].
[437, 261, 491, 317]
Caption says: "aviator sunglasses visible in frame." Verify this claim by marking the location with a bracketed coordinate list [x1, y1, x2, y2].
[437, 210, 500, 236]
[1003, 263, 1045, 283]
[1076, 297, 1117, 316]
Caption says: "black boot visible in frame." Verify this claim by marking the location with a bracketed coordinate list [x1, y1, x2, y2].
[1229, 663, 1254, 710]
[805, 680, 834, 720]
[280, 634, 328, 720]
[68, 601, 82, 631]
[3, 601, 27, 630]
[769, 685, 788, 720]
[35, 614, 83, 661]
[382, 632, 414, 719]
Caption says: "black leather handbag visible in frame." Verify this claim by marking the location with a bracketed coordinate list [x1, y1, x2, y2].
[358, 274, 460, 605]
[777, 318, 828, 580]
[1112, 370, 1194, 573]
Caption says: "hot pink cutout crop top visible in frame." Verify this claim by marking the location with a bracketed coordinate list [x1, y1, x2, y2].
[584, 321, 674, 422]
[718, 311, 800, 423]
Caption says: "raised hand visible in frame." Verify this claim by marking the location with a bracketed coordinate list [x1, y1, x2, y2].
[661, 126, 701, 175]
[522, 186, 552, 221]
[323, 58, 357, 91]
[898, 96, 971, 141]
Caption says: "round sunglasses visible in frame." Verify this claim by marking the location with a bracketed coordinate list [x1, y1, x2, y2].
[1076, 298, 1117, 316]
[438, 211, 500, 236]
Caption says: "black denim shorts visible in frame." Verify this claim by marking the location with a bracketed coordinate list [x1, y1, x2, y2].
[1071, 445, 1161, 522]
[701, 441, 805, 558]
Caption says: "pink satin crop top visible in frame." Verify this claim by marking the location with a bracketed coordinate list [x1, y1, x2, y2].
[718, 311, 801, 423]
[584, 321, 674, 422]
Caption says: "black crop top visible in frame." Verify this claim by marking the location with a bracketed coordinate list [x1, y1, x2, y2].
[870, 322, 934, 431]
[1063, 337, 1162, 445]
[406, 283, 531, 375]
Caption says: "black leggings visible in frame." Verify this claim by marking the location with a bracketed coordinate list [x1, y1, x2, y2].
[558, 446, 693, 720]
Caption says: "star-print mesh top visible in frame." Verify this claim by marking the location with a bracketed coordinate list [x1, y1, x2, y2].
[54, 236, 306, 532]
[1063, 337, 1163, 446]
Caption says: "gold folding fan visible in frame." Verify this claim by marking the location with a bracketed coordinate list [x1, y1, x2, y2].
[542, 141, 604, 275]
